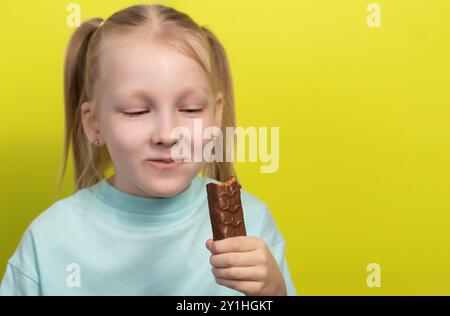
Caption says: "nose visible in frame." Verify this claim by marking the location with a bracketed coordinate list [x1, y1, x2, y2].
[151, 113, 179, 147]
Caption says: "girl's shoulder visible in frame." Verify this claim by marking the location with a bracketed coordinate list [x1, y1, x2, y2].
[26, 188, 92, 235]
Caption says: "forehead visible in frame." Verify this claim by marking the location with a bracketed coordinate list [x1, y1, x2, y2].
[98, 35, 212, 99]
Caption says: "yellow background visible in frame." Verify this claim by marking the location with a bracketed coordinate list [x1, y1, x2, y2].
[1, 0, 449, 295]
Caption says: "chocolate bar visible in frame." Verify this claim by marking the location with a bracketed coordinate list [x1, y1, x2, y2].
[206, 176, 247, 241]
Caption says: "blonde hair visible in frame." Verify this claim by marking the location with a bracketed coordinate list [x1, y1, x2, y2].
[58, 3, 238, 196]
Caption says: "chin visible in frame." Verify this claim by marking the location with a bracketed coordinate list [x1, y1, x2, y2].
[144, 176, 190, 198]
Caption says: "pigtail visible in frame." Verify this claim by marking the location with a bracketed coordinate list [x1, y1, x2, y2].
[57, 18, 107, 196]
[201, 26, 239, 183]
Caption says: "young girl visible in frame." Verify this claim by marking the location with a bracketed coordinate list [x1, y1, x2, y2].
[0, 3, 296, 296]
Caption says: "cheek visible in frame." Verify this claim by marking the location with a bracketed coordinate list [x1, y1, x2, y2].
[102, 117, 148, 154]
[179, 115, 216, 147]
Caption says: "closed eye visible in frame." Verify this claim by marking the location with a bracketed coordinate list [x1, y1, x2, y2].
[123, 109, 202, 116]
[181, 109, 202, 113]
[124, 111, 149, 116]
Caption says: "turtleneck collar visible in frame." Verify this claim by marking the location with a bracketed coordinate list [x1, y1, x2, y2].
[87, 175, 205, 224]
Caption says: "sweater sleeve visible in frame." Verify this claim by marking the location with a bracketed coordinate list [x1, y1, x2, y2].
[268, 240, 297, 296]
[259, 206, 297, 296]
[0, 263, 40, 296]
[0, 228, 41, 296]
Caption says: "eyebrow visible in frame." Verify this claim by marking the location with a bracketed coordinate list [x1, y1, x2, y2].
[177, 86, 210, 98]
[117, 86, 210, 103]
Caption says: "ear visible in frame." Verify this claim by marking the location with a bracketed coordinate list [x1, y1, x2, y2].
[214, 92, 224, 129]
[81, 101, 102, 145]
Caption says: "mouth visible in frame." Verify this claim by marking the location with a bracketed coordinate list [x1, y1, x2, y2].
[146, 158, 184, 169]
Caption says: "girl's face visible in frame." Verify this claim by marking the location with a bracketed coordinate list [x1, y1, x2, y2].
[82, 35, 222, 198]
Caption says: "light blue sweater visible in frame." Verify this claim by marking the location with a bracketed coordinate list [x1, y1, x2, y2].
[0, 175, 296, 296]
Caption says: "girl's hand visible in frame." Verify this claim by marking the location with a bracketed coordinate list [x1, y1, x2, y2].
[206, 236, 287, 296]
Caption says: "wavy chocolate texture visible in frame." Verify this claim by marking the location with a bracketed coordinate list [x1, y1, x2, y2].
[206, 177, 247, 241]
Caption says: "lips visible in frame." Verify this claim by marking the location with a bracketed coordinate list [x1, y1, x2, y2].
[147, 157, 185, 163]
[145, 157, 184, 170]
[149, 158, 174, 163]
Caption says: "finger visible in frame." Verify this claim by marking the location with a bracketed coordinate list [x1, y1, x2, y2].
[210, 250, 261, 268]
[205, 239, 214, 251]
[211, 266, 264, 282]
[214, 277, 261, 296]
[209, 236, 262, 254]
